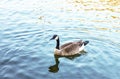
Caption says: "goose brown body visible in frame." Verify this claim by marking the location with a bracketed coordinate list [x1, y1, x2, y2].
[55, 40, 83, 56]
[50, 35, 89, 56]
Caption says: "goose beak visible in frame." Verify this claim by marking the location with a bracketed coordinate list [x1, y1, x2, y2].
[50, 38, 54, 40]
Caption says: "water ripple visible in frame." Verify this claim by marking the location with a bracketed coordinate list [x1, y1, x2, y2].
[0, 0, 120, 79]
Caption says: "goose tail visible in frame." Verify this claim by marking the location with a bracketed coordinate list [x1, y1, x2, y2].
[83, 41, 89, 46]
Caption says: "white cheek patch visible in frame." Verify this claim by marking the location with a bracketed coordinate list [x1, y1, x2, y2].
[79, 44, 85, 51]
[55, 36, 59, 40]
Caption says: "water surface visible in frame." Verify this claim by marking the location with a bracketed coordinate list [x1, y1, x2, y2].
[0, 0, 120, 79]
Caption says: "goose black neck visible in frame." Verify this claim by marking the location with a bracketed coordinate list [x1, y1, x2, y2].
[56, 38, 60, 49]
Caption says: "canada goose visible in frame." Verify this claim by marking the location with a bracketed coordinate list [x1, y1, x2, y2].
[50, 34, 89, 56]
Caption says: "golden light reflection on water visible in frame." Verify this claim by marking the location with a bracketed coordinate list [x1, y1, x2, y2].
[37, 0, 120, 33]
[69, 0, 120, 32]
[72, 0, 120, 12]
[74, 0, 120, 6]
[100, 0, 120, 6]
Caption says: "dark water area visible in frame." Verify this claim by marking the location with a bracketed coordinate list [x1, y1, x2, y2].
[0, 0, 120, 79]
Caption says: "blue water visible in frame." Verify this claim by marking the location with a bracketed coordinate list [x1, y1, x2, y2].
[0, 0, 120, 79]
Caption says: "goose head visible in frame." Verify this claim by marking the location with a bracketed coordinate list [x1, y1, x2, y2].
[50, 34, 59, 40]
[50, 34, 60, 49]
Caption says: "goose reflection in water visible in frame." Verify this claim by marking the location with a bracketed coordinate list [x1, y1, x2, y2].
[48, 51, 87, 73]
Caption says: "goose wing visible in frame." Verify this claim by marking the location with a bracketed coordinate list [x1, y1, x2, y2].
[61, 43, 81, 55]
[60, 42, 73, 49]
[60, 40, 82, 49]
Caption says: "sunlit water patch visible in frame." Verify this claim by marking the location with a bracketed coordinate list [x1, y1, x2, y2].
[0, 0, 120, 79]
